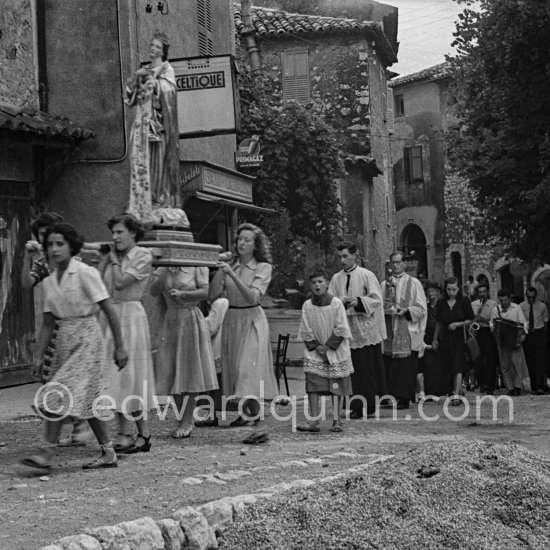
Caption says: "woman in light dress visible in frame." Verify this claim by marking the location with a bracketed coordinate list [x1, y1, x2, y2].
[100, 213, 155, 454]
[210, 223, 278, 444]
[21, 223, 128, 470]
[151, 266, 218, 438]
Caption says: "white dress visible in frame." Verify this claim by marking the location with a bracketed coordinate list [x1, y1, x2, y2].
[103, 246, 156, 412]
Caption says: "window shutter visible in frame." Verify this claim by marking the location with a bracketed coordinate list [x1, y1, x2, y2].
[197, 0, 213, 56]
[385, 193, 390, 226]
[282, 51, 310, 102]
[404, 147, 411, 183]
[411, 146, 423, 181]
[404, 146, 423, 183]
[386, 85, 394, 134]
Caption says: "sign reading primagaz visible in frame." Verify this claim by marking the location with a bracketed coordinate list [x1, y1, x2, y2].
[235, 136, 264, 169]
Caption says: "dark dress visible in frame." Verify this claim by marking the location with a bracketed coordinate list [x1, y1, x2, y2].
[420, 302, 448, 395]
[436, 296, 474, 377]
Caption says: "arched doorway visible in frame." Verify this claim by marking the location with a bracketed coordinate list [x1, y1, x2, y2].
[498, 265, 524, 303]
[401, 224, 428, 278]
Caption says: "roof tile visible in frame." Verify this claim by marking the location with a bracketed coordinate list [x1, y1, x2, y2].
[389, 62, 452, 87]
[0, 104, 94, 140]
[234, 4, 397, 66]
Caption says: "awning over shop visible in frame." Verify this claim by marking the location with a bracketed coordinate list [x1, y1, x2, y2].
[190, 191, 277, 214]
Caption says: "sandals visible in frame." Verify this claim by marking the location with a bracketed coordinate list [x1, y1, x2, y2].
[82, 445, 118, 470]
[113, 433, 135, 452]
[296, 422, 320, 433]
[242, 431, 269, 444]
[450, 398, 463, 407]
[20, 454, 52, 470]
[229, 415, 250, 427]
[119, 435, 152, 454]
[172, 426, 193, 439]
[330, 421, 343, 433]
[20, 446, 55, 469]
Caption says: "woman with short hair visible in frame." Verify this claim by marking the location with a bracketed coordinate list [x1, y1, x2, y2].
[100, 213, 155, 454]
[21, 223, 128, 470]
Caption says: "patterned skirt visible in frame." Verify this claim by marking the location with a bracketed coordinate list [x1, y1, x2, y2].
[40, 315, 109, 420]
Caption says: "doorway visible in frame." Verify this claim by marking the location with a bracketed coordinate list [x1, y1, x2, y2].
[401, 224, 428, 278]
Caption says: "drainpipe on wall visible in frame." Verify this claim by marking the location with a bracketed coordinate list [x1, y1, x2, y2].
[36, 0, 48, 111]
[241, 0, 262, 76]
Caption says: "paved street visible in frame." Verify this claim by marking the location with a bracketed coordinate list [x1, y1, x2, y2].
[1, 370, 550, 549]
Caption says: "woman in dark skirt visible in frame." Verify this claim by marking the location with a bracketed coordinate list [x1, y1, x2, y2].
[433, 277, 474, 405]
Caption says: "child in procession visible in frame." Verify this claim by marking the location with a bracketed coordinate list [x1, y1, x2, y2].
[297, 270, 354, 433]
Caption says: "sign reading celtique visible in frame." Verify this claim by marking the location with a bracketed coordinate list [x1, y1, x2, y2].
[172, 55, 237, 137]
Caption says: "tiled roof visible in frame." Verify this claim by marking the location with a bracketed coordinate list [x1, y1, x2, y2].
[0, 103, 94, 141]
[234, 5, 397, 66]
[388, 62, 453, 87]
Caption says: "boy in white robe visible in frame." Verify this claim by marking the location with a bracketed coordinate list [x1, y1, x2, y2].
[297, 270, 353, 433]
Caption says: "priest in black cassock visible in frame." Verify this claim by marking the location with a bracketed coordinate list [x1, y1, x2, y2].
[329, 241, 387, 418]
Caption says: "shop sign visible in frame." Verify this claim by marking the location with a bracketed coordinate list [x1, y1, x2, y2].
[235, 136, 264, 169]
[172, 55, 237, 136]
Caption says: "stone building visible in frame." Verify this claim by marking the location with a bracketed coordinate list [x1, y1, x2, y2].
[1, 0, 94, 386]
[389, 62, 531, 299]
[234, 4, 398, 276]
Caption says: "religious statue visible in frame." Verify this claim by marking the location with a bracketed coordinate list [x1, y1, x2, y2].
[125, 32, 186, 227]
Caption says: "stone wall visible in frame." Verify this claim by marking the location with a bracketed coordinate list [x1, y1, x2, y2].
[0, 0, 38, 109]
[367, 48, 395, 273]
[242, 34, 394, 277]
[444, 170, 500, 297]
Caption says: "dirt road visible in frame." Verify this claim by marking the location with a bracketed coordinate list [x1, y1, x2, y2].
[1, 385, 549, 549]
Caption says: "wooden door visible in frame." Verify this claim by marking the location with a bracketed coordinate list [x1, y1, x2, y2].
[0, 195, 35, 387]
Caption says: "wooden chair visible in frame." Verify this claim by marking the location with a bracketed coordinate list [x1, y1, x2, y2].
[274, 333, 290, 396]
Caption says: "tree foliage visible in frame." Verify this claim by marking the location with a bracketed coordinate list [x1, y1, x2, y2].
[238, 64, 345, 252]
[448, 0, 550, 261]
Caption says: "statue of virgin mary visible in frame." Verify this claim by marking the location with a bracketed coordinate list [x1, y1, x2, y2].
[125, 32, 183, 225]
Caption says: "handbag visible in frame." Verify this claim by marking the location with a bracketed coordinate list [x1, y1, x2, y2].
[463, 323, 481, 363]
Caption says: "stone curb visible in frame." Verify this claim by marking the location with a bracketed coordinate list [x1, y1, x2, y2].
[39, 455, 393, 550]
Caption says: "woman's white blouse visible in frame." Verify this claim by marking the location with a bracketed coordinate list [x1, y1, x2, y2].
[43, 257, 109, 318]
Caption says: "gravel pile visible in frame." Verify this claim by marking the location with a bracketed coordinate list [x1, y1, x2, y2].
[220, 440, 550, 549]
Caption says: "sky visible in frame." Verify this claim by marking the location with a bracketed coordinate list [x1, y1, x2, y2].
[385, 0, 467, 76]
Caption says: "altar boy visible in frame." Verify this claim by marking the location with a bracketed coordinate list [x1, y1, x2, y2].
[297, 269, 353, 433]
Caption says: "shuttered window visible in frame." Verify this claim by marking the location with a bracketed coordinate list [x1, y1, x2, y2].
[386, 85, 394, 133]
[197, 0, 213, 56]
[404, 146, 424, 183]
[395, 94, 405, 116]
[281, 51, 310, 103]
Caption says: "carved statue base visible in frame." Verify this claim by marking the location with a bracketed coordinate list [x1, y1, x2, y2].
[139, 239, 222, 267]
[144, 229, 194, 243]
[139, 206, 221, 266]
